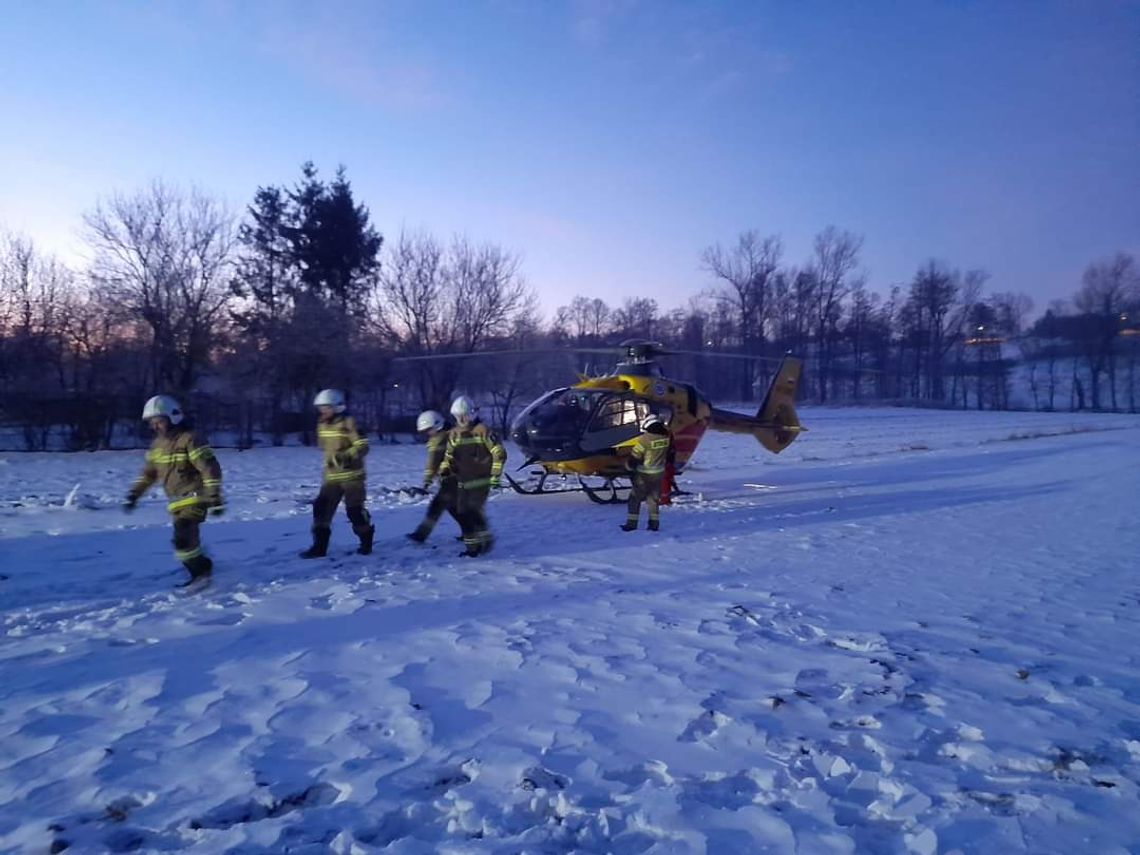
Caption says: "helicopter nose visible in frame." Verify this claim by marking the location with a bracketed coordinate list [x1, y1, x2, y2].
[510, 413, 579, 460]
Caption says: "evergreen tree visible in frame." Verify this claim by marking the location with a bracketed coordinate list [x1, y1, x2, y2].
[231, 185, 294, 338]
[287, 163, 382, 316]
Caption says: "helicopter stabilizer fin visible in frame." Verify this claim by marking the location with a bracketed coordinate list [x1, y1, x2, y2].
[754, 356, 802, 453]
[708, 356, 804, 454]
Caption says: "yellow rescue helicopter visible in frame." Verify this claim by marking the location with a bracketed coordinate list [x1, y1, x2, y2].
[398, 340, 805, 503]
[506, 341, 803, 502]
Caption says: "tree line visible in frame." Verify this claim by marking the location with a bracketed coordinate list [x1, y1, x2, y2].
[1, 164, 1137, 450]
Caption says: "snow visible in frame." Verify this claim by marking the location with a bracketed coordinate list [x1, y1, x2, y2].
[1, 407, 1139, 854]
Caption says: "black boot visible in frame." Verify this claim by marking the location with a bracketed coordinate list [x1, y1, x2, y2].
[647, 519, 659, 532]
[407, 524, 430, 544]
[301, 528, 331, 559]
[356, 525, 375, 555]
[178, 555, 213, 587]
[620, 520, 637, 532]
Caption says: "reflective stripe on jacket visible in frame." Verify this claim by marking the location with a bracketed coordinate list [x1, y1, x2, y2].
[129, 428, 223, 513]
[317, 414, 369, 483]
[423, 431, 450, 486]
[630, 432, 671, 475]
[439, 421, 506, 489]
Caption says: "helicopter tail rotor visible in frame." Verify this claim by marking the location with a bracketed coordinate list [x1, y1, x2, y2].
[754, 355, 803, 453]
[708, 355, 804, 453]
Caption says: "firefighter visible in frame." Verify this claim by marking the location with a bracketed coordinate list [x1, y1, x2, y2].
[124, 395, 224, 587]
[438, 396, 506, 557]
[621, 414, 671, 532]
[407, 409, 460, 543]
[300, 388, 374, 558]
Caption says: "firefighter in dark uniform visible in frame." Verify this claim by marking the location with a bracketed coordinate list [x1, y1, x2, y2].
[622, 414, 671, 532]
[300, 388, 374, 558]
[407, 409, 460, 543]
[438, 396, 506, 557]
[124, 395, 224, 586]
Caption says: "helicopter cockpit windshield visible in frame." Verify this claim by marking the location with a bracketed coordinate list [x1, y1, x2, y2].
[510, 388, 672, 460]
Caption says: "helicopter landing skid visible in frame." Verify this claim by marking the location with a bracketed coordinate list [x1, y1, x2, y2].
[578, 476, 631, 505]
[503, 471, 631, 504]
[504, 471, 583, 497]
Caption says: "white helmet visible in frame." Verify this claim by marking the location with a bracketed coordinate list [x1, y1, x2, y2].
[641, 413, 665, 432]
[450, 395, 478, 421]
[142, 395, 183, 425]
[416, 410, 445, 433]
[313, 388, 346, 412]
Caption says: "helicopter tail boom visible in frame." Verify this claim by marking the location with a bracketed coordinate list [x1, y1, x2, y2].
[708, 356, 804, 453]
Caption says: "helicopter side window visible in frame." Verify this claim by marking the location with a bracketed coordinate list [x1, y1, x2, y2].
[594, 397, 644, 429]
[581, 395, 660, 452]
[590, 397, 675, 431]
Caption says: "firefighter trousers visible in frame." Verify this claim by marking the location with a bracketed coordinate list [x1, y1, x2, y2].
[455, 485, 492, 552]
[312, 480, 372, 536]
[418, 478, 460, 535]
[626, 471, 662, 525]
[172, 506, 212, 572]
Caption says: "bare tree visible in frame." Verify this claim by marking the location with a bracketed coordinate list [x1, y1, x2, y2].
[0, 232, 75, 392]
[379, 232, 536, 408]
[378, 231, 446, 354]
[554, 295, 612, 344]
[1074, 252, 1138, 410]
[448, 237, 535, 353]
[84, 182, 236, 393]
[989, 291, 1034, 336]
[611, 297, 659, 341]
[702, 231, 783, 400]
[810, 227, 863, 401]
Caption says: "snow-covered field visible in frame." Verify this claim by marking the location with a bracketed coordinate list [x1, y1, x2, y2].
[2, 408, 1139, 854]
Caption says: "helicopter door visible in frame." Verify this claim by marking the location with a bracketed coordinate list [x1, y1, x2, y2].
[579, 395, 652, 453]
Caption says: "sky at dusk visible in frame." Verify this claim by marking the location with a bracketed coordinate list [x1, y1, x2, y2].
[1, 0, 1137, 316]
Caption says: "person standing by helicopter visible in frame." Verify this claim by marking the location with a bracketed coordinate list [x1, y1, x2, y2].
[622, 414, 672, 532]
[300, 389, 374, 558]
[438, 396, 506, 557]
[407, 409, 460, 544]
[124, 395, 224, 588]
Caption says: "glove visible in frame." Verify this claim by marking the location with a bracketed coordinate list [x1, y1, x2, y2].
[123, 496, 137, 513]
[489, 477, 501, 489]
[422, 478, 433, 490]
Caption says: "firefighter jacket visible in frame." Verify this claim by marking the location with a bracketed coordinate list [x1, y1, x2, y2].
[129, 427, 223, 514]
[629, 430, 671, 476]
[317, 414, 369, 484]
[423, 430, 451, 487]
[438, 420, 506, 490]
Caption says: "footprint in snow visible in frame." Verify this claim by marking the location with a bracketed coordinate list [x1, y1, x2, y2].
[519, 765, 569, 791]
[679, 708, 731, 743]
[416, 759, 479, 794]
[791, 667, 871, 704]
[602, 759, 674, 788]
[189, 782, 341, 829]
[194, 611, 248, 627]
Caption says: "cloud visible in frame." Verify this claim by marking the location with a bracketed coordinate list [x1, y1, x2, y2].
[253, 6, 448, 111]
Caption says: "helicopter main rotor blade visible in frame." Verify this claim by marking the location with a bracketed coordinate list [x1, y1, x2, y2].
[390, 345, 864, 372]
[656, 348, 792, 365]
[391, 347, 616, 363]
